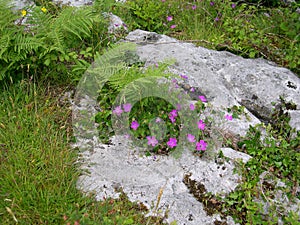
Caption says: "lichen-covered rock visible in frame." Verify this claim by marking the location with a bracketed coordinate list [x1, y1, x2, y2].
[125, 29, 300, 133]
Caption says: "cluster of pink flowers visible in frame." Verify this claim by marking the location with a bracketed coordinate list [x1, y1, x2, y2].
[166, 15, 176, 29]
[112, 77, 234, 153]
[138, 106, 209, 151]
[112, 103, 132, 116]
[169, 109, 178, 124]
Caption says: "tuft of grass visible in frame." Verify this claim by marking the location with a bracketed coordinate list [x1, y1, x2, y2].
[0, 80, 165, 224]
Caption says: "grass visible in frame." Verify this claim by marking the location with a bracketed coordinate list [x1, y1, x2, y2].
[0, 80, 165, 224]
[0, 0, 299, 224]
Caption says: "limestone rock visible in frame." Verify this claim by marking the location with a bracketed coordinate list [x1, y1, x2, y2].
[74, 30, 300, 224]
[125, 29, 300, 133]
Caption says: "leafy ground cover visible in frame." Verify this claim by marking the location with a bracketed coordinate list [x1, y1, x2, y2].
[0, 0, 299, 224]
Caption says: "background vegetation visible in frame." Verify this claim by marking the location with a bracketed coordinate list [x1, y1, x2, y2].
[0, 0, 299, 224]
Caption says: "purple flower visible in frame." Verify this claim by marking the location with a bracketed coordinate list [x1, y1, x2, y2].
[114, 23, 119, 27]
[187, 134, 196, 143]
[190, 104, 195, 111]
[215, 17, 220, 22]
[198, 95, 207, 102]
[190, 87, 195, 92]
[170, 24, 177, 29]
[123, 103, 132, 112]
[172, 78, 177, 83]
[210, 1, 215, 6]
[176, 104, 181, 111]
[167, 138, 177, 148]
[167, 16, 173, 21]
[161, 0, 165, 2]
[169, 109, 178, 118]
[192, 5, 197, 10]
[169, 116, 176, 124]
[131, 121, 139, 130]
[147, 136, 158, 147]
[197, 120, 206, 130]
[155, 117, 162, 123]
[180, 74, 188, 79]
[112, 106, 123, 116]
[169, 110, 178, 123]
[231, 3, 236, 8]
[196, 140, 207, 151]
[225, 114, 233, 121]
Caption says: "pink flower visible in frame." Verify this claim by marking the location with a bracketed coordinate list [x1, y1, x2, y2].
[180, 74, 188, 79]
[215, 17, 220, 22]
[170, 24, 176, 29]
[231, 3, 236, 8]
[123, 103, 132, 112]
[190, 104, 195, 111]
[190, 87, 195, 92]
[147, 136, 158, 147]
[187, 134, 196, 143]
[196, 140, 207, 151]
[167, 16, 173, 21]
[192, 5, 197, 10]
[155, 117, 162, 123]
[198, 95, 207, 102]
[210, 1, 215, 6]
[169, 116, 176, 124]
[169, 109, 178, 118]
[197, 120, 206, 130]
[176, 104, 181, 111]
[169, 110, 178, 123]
[131, 121, 139, 130]
[225, 114, 233, 121]
[167, 138, 177, 148]
[113, 106, 123, 116]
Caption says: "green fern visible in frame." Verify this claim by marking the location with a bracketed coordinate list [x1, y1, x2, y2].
[108, 59, 175, 91]
[14, 33, 43, 54]
[0, 1, 110, 82]
[76, 42, 137, 99]
[0, 0, 19, 30]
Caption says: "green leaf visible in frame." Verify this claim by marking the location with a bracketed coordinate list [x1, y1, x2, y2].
[44, 58, 51, 66]
[249, 51, 256, 58]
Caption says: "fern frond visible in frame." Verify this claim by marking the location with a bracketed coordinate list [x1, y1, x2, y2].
[109, 59, 175, 91]
[0, 34, 11, 59]
[76, 43, 136, 99]
[0, 0, 19, 32]
[27, 7, 53, 34]
[52, 7, 94, 40]
[13, 33, 43, 54]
